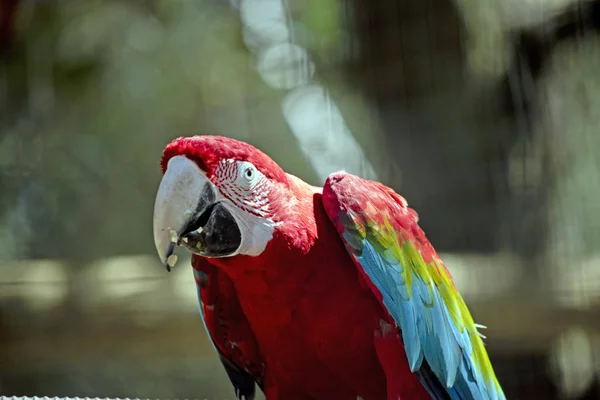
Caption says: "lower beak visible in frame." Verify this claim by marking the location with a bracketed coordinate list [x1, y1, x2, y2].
[153, 155, 242, 271]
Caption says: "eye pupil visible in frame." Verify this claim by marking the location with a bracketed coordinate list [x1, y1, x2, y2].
[245, 168, 253, 178]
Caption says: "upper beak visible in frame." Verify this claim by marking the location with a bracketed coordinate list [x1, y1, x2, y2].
[153, 155, 215, 271]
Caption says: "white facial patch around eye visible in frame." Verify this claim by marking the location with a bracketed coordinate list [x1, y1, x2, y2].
[212, 159, 281, 257]
[220, 200, 280, 257]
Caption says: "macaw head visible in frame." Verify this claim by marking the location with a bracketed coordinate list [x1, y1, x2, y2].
[153, 135, 295, 270]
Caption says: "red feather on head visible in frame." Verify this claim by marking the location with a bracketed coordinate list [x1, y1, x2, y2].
[160, 135, 289, 186]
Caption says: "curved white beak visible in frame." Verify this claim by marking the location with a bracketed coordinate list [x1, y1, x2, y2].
[153, 155, 211, 268]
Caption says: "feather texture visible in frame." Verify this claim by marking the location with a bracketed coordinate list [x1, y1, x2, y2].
[192, 257, 264, 400]
[322, 171, 505, 400]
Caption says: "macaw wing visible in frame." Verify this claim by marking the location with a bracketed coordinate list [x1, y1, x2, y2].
[322, 171, 505, 400]
[192, 256, 264, 399]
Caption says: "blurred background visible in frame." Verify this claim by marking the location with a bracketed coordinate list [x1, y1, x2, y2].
[1, 0, 600, 399]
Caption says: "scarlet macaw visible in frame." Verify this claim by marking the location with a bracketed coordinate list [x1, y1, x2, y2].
[152, 135, 505, 400]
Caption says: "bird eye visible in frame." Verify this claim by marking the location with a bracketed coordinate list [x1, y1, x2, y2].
[237, 162, 259, 187]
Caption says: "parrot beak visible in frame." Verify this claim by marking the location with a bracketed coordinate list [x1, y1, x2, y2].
[153, 155, 242, 271]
